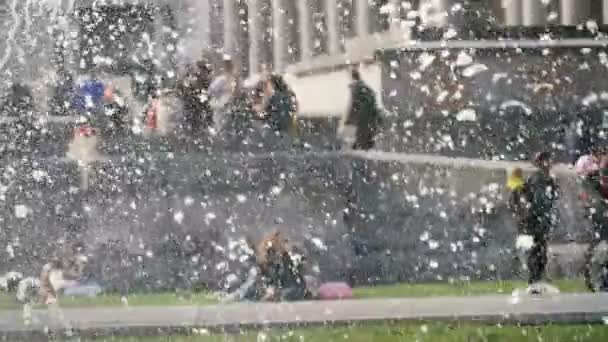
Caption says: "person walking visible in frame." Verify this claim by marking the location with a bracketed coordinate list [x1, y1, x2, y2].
[262, 74, 296, 135]
[208, 57, 239, 133]
[520, 152, 559, 288]
[344, 67, 382, 150]
[177, 56, 213, 134]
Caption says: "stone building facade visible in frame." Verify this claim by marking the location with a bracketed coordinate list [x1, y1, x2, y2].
[184, 0, 608, 118]
[2, 0, 608, 118]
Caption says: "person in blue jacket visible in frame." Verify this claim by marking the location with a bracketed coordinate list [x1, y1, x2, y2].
[71, 77, 106, 114]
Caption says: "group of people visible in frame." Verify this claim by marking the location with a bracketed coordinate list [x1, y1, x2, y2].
[507, 152, 559, 291]
[174, 55, 299, 140]
[0, 242, 88, 325]
[222, 232, 315, 302]
[177, 55, 385, 150]
[507, 147, 608, 292]
[0, 230, 316, 321]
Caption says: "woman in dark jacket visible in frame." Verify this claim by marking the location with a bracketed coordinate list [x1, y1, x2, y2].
[263, 75, 295, 134]
[345, 68, 381, 150]
[176, 61, 213, 133]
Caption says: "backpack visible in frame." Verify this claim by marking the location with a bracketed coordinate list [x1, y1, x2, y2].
[522, 171, 558, 233]
[358, 83, 383, 130]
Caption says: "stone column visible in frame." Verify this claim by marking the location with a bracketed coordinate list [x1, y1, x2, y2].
[522, 0, 546, 26]
[272, 0, 290, 71]
[389, 0, 402, 29]
[199, 0, 211, 49]
[604, 0, 608, 24]
[560, 0, 590, 25]
[297, 0, 314, 62]
[502, 0, 522, 26]
[222, 0, 238, 57]
[326, 0, 341, 54]
[248, 0, 263, 75]
[355, 0, 370, 36]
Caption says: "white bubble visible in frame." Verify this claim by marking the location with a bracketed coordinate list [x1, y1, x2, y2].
[236, 194, 247, 203]
[14, 205, 30, 219]
[310, 237, 328, 251]
[456, 108, 477, 122]
[257, 332, 268, 342]
[420, 232, 430, 242]
[462, 63, 488, 78]
[32, 170, 47, 182]
[6, 244, 14, 259]
[455, 51, 473, 66]
[174, 211, 184, 224]
[417, 52, 436, 71]
[225, 273, 239, 285]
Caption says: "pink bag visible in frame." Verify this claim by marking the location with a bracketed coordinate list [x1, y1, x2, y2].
[575, 154, 599, 176]
[318, 282, 353, 300]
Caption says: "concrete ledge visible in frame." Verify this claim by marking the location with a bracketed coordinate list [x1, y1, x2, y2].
[346, 150, 577, 176]
[285, 27, 412, 77]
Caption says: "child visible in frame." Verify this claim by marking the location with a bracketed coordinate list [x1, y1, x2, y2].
[507, 167, 525, 215]
[507, 167, 530, 277]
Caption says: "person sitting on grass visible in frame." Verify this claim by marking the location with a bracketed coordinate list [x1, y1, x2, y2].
[224, 232, 314, 302]
[15, 243, 87, 325]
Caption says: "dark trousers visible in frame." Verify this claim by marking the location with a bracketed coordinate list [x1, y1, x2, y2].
[527, 235, 548, 284]
[352, 129, 375, 150]
[183, 102, 212, 133]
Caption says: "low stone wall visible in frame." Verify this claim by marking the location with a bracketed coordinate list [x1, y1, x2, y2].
[0, 151, 594, 291]
[377, 44, 608, 162]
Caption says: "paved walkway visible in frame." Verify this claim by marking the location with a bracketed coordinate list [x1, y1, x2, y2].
[1, 293, 608, 339]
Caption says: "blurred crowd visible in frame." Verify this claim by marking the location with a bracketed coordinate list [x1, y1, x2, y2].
[0, 51, 384, 154]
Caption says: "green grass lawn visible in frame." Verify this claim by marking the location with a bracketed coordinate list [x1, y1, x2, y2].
[354, 279, 588, 299]
[87, 323, 608, 341]
[0, 279, 589, 311]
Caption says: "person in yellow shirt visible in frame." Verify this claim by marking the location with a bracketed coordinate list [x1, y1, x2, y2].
[507, 167, 525, 211]
[507, 167, 528, 279]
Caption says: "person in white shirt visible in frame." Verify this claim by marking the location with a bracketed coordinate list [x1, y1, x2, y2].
[208, 56, 239, 132]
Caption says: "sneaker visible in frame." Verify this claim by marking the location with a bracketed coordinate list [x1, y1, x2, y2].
[527, 283, 543, 295]
[526, 282, 560, 296]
